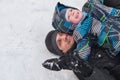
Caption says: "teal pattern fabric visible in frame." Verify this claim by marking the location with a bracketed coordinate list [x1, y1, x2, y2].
[73, 15, 92, 43]
[74, 0, 120, 59]
[53, 0, 120, 60]
[83, 0, 120, 56]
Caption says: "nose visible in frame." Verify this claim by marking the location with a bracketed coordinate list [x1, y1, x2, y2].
[60, 34, 67, 42]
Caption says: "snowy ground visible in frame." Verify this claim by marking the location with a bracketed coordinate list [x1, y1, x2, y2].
[0, 0, 87, 80]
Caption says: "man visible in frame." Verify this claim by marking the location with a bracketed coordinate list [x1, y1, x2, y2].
[43, 30, 120, 80]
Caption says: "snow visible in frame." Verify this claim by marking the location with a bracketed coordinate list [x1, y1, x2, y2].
[0, 0, 87, 80]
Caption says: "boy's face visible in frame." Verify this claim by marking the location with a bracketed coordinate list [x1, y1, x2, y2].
[67, 9, 82, 24]
[56, 32, 74, 53]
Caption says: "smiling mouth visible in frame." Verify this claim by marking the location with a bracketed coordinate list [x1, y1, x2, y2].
[75, 12, 79, 19]
[75, 15, 78, 19]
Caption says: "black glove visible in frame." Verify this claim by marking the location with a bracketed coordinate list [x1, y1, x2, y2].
[42, 56, 69, 71]
[42, 52, 93, 77]
[67, 52, 93, 77]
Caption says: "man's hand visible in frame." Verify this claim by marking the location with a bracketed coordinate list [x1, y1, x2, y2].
[42, 52, 93, 77]
[42, 58, 62, 71]
[66, 52, 93, 77]
[42, 55, 70, 71]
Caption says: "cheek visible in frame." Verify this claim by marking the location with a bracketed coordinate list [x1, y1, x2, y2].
[74, 19, 80, 24]
[62, 44, 70, 53]
[61, 42, 68, 50]
[69, 17, 80, 24]
[72, 19, 80, 24]
[64, 42, 72, 49]
[62, 43, 67, 48]
[60, 42, 67, 50]
[62, 40, 74, 53]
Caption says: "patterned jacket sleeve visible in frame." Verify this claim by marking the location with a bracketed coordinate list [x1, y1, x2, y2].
[87, 0, 120, 17]
[74, 37, 91, 61]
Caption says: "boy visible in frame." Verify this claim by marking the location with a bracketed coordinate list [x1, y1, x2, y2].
[52, 1, 120, 60]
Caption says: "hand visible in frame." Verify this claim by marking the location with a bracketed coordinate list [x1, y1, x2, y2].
[66, 52, 93, 77]
[42, 58, 62, 71]
[42, 52, 93, 77]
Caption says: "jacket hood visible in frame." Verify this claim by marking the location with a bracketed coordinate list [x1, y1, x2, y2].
[52, 2, 77, 34]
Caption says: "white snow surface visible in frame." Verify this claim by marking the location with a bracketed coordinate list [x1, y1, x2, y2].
[0, 0, 87, 80]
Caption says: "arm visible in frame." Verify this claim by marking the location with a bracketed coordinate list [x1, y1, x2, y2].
[89, 0, 120, 8]
[42, 52, 93, 77]
[83, 0, 120, 19]
[103, 0, 120, 9]
[42, 56, 70, 71]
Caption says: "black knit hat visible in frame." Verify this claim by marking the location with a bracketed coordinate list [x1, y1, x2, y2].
[45, 30, 63, 56]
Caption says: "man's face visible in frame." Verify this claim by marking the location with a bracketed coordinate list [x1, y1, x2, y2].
[56, 32, 74, 53]
[67, 9, 82, 24]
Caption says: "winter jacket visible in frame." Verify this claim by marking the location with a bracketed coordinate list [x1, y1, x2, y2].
[52, 0, 120, 60]
[42, 43, 120, 80]
[42, 45, 118, 80]
[73, 2, 120, 60]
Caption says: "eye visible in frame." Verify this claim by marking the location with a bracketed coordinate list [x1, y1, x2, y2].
[67, 9, 73, 20]
[69, 9, 72, 12]
[68, 15, 70, 20]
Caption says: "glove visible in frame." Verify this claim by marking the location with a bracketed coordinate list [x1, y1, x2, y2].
[42, 52, 93, 77]
[42, 56, 69, 71]
[67, 52, 93, 77]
